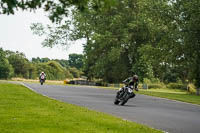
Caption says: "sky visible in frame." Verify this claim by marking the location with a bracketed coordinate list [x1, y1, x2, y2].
[0, 9, 84, 60]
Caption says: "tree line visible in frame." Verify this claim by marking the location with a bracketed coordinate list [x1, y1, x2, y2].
[0, 48, 83, 80]
[1, 0, 200, 88]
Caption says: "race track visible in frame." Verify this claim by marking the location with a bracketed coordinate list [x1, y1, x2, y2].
[23, 83, 200, 133]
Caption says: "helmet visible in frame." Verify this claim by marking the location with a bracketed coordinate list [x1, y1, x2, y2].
[133, 75, 138, 82]
[41, 72, 44, 74]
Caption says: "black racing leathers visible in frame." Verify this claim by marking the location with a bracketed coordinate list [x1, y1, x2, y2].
[122, 77, 139, 98]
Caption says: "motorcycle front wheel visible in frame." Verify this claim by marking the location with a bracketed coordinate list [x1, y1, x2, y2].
[114, 98, 120, 105]
[120, 93, 130, 106]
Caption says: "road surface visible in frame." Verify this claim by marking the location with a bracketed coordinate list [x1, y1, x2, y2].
[23, 83, 200, 133]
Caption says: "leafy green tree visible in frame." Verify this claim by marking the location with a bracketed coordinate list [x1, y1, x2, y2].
[174, 0, 200, 88]
[32, 57, 41, 63]
[46, 61, 65, 80]
[41, 57, 50, 63]
[7, 51, 30, 78]
[53, 59, 69, 68]
[75, 0, 156, 82]
[133, 48, 154, 82]
[32, 57, 50, 63]
[0, 0, 117, 22]
[28, 0, 200, 87]
[0, 58, 13, 79]
[68, 54, 83, 70]
[27, 63, 37, 79]
[30, 23, 72, 47]
[30, 0, 165, 82]
[0, 48, 13, 79]
[37, 61, 75, 80]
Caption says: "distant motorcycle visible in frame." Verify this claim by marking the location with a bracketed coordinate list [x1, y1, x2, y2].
[39, 75, 45, 85]
[114, 86, 135, 106]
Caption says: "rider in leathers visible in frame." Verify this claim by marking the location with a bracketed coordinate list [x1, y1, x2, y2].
[118, 75, 139, 98]
[39, 72, 46, 82]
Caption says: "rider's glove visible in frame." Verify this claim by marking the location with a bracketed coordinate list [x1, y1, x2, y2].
[135, 88, 139, 91]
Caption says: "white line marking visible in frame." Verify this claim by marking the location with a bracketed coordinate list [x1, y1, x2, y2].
[20, 82, 57, 100]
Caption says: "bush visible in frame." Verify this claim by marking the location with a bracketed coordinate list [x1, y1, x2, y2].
[69, 67, 81, 78]
[37, 61, 68, 80]
[65, 69, 74, 79]
[167, 83, 187, 90]
[143, 78, 151, 84]
[143, 78, 161, 84]
[188, 83, 196, 94]
[151, 78, 161, 83]
[148, 83, 165, 89]
[142, 78, 164, 89]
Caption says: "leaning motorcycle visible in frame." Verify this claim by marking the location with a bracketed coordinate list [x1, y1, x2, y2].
[114, 86, 135, 106]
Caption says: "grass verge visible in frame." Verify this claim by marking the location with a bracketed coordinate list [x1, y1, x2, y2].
[0, 82, 161, 133]
[137, 88, 200, 105]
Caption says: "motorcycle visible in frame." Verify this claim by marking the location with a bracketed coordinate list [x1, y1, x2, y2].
[114, 86, 136, 106]
[39, 75, 45, 85]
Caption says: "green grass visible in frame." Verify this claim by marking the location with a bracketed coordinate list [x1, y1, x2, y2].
[137, 88, 200, 105]
[0, 83, 161, 133]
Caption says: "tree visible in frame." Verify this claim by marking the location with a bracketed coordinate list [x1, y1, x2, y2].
[0, 48, 13, 79]
[36, 61, 75, 80]
[30, 0, 171, 83]
[7, 51, 30, 78]
[28, 0, 200, 87]
[53, 59, 69, 68]
[174, 0, 200, 87]
[68, 54, 83, 70]
[0, 0, 117, 22]
[32, 57, 50, 63]
[32, 57, 41, 63]
[75, 0, 156, 82]
[27, 63, 37, 79]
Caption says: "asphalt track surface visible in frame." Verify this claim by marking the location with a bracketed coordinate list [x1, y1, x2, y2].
[23, 83, 200, 133]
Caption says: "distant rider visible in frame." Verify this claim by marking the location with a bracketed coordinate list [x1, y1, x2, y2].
[118, 75, 139, 98]
[39, 72, 46, 82]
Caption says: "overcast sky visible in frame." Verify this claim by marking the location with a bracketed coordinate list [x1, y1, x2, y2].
[0, 9, 83, 60]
